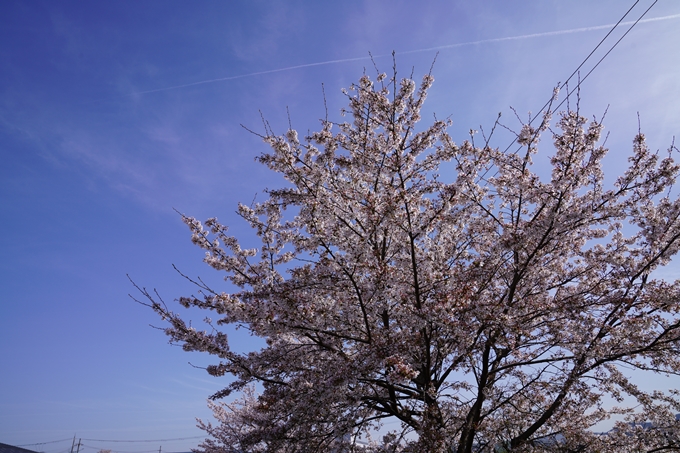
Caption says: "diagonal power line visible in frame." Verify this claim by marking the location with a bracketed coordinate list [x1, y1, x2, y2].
[503, 0, 660, 153]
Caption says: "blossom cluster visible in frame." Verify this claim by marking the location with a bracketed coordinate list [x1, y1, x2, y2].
[143, 68, 680, 452]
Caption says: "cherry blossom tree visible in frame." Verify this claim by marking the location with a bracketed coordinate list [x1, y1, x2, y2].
[139, 68, 680, 452]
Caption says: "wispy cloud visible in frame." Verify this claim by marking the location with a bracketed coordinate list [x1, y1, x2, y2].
[131, 13, 680, 96]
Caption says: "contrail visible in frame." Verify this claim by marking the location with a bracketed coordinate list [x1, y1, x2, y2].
[134, 56, 372, 95]
[399, 13, 680, 55]
[133, 13, 680, 96]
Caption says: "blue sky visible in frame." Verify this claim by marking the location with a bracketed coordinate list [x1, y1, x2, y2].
[1, 1, 679, 451]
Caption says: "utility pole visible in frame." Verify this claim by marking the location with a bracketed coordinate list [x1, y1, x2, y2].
[158, 446, 161, 453]
[70, 436, 76, 453]
[75, 439, 81, 453]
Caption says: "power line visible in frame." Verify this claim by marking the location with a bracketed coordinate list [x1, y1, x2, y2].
[551, 0, 659, 114]
[79, 437, 204, 444]
[18, 436, 205, 449]
[530, 0, 642, 122]
[78, 444, 161, 453]
[502, 0, 659, 153]
[18, 439, 73, 447]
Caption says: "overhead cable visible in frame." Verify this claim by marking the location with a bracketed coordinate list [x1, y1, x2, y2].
[18, 439, 73, 447]
[503, 0, 659, 153]
[79, 436, 205, 443]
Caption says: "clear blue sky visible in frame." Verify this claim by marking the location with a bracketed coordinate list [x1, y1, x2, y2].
[1, 1, 679, 451]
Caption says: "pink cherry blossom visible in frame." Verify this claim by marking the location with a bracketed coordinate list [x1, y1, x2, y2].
[139, 68, 680, 452]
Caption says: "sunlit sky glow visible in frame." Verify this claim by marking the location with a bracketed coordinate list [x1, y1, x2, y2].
[2, 1, 680, 451]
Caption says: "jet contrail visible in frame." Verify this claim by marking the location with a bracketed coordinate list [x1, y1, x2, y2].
[399, 13, 680, 55]
[134, 57, 373, 95]
[133, 13, 680, 96]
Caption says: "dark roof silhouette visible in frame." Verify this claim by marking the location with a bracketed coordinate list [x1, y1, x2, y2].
[0, 444, 40, 453]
